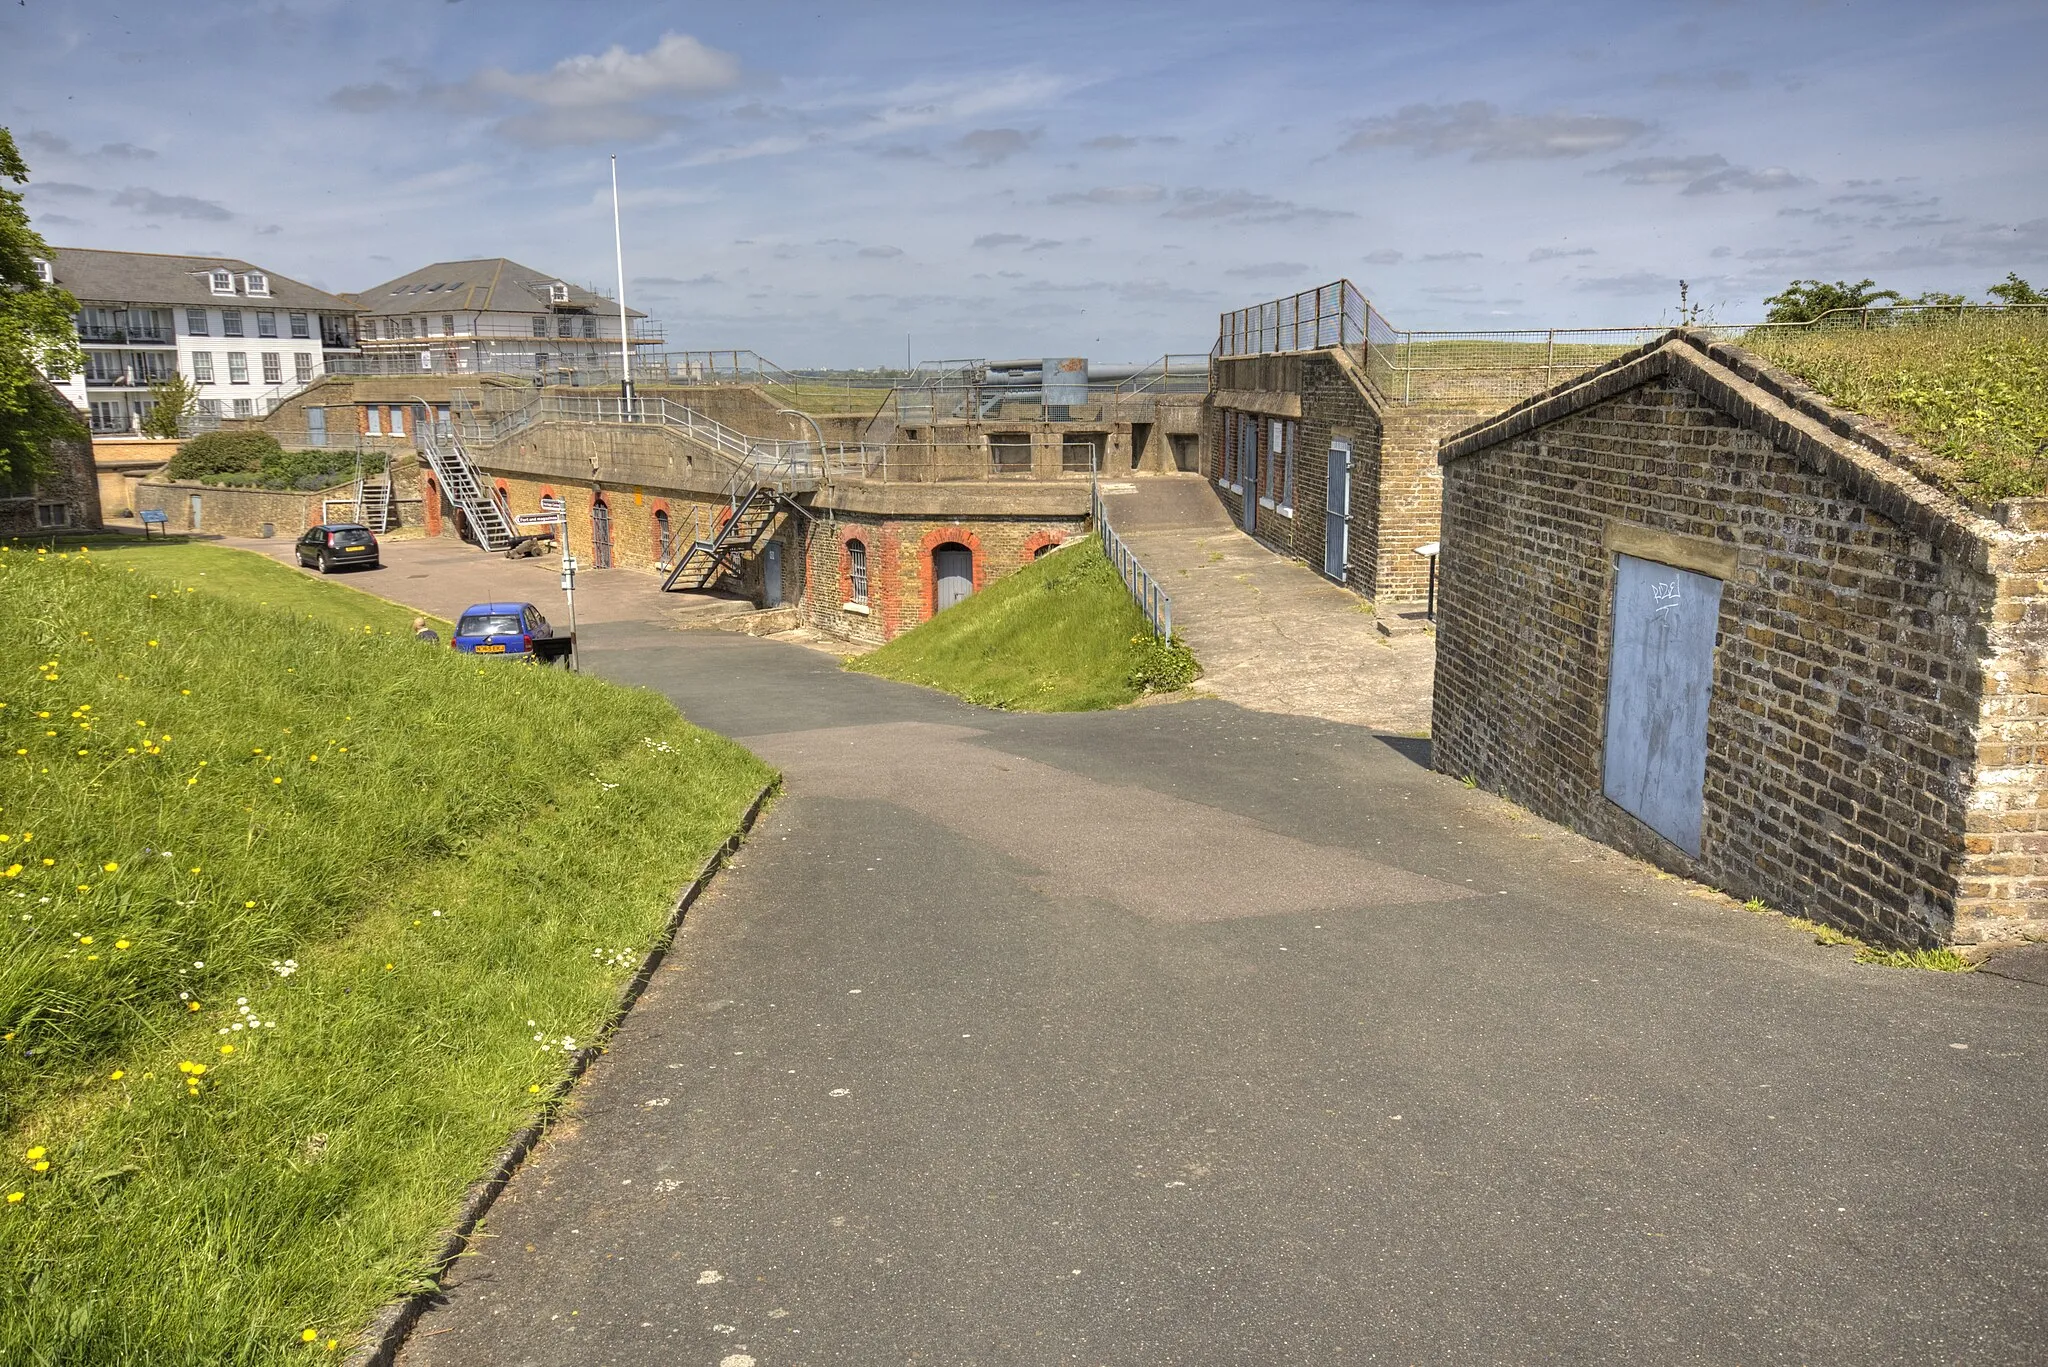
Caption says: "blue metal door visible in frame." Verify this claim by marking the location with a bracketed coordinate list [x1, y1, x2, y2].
[762, 541, 783, 607]
[935, 544, 973, 610]
[1324, 439, 1350, 580]
[1603, 554, 1723, 856]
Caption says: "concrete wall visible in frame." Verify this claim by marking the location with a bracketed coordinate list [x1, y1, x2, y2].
[1430, 335, 2048, 949]
[134, 479, 337, 538]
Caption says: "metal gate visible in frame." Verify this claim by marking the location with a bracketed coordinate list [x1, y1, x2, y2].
[1325, 439, 1351, 581]
[590, 500, 613, 569]
[1602, 554, 1723, 856]
[935, 544, 973, 610]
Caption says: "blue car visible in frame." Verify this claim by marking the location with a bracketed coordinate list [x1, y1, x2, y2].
[452, 602, 567, 663]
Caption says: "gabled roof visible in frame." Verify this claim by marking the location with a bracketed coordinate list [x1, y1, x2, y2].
[44, 247, 357, 311]
[1438, 329, 2018, 569]
[349, 258, 643, 319]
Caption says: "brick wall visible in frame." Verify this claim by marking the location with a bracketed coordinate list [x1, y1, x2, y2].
[1432, 335, 2048, 948]
[1374, 405, 1489, 603]
[134, 479, 329, 537]
[799, 512, 1087, 642]
[1, 386, 101, 535]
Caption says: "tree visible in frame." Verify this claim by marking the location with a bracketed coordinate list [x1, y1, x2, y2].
[1988, 273, 2047, 308]
[0, 126, 84, 488]
[1761, 278, 1903, 324]
[139, 372, 200, 439]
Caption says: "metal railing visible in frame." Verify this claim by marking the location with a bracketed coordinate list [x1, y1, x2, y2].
[1092, 482, 1171, 638]
[1114, 354, 1212, 395]
[1218, 280, 1374, 358]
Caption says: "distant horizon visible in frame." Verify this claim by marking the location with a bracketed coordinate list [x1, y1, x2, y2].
[6, 0, 2044, 367]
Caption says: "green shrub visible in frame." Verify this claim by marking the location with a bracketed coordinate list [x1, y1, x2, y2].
[165, 430, 283, 482]
[1128, 631, 1198, 692]
[256, 449, 349, 491]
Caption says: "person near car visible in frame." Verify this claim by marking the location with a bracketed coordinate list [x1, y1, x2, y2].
[412, 616, 439, 645]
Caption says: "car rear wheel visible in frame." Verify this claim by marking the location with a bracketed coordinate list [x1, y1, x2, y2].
[317, 551, 333, 574]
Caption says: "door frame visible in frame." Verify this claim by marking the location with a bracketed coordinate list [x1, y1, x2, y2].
[1324, 438, 1351, 581]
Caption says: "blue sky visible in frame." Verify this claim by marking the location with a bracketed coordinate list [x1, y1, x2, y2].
[5, 0, 2045, 366]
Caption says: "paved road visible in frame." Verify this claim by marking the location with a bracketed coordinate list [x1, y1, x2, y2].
[394, 619, 2047, 1367]
[1108, 476, 1437, 734]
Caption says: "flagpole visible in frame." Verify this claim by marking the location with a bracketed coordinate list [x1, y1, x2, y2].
[611, 154, 633, 410]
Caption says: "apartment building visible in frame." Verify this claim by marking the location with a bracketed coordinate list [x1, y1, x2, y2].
[345, 257, 662, 382]
[40, 248, 362, 433]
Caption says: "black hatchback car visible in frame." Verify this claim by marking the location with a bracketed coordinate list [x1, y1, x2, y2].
[295, 523, 380, 573]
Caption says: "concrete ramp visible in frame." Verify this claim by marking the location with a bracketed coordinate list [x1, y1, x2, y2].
[1099, 472, 1235, 531]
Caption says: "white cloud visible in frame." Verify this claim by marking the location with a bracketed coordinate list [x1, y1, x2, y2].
[1342, 101, 1648, 160]
[473, 32, 739, 109]
[110, 187, 232, 221]
[1163, 188, 1354, 223]
[1047, 185, 1166, 206]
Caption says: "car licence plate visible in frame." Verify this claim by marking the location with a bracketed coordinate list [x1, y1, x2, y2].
[474, 643, 506, 653]
[342, 545, 368, 553]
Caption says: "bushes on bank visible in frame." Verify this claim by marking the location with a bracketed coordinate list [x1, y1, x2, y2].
[166, 432, 349, 490]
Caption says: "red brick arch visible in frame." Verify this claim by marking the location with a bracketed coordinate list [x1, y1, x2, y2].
[422, 474, 443, 538]
[918, 525, 985, 620]
[1021, 529, 1065, 564]
[650, 498, 673, 563]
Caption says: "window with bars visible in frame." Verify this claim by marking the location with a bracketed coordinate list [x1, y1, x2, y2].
[847, 540, 869, 605]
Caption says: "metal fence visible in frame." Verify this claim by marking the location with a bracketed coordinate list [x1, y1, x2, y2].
[1218, 280, 1373, 357]
[1092, 482, 1171, 638]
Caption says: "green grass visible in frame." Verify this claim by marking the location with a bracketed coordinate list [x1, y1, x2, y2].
[1742, 312, 2048, 503]
[0, 543, 773, 1362]
[69, 537, 452, 638]
[848, 538, 1198, 711]
[1740, 897, 1973, 971]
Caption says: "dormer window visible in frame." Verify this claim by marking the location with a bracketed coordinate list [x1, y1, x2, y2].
[548, 282, 569, 304]
[210, 269, 235, 295]
[244, 272, 269, 297]
[32, 257, 52, 285]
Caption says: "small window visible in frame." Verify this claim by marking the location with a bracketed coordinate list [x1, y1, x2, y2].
[256, 311, 277, 338]
[557, 317, 574, 338]
[293, 352, 313, 383]
[847, 539, 869, 605]
[32, 258, 52, 285]
[196, 398, 220, 418]
[288, 311, 309, 339]
[401, 317, 416, 338]
[36, 502, 69, 529]
[534, 351, 548, 371]
[261, 352, 282, 385]
[191, 352, 214, 383]
[990, 434, 1032, 474]
[186, 307, 209, 336]
[364, 405, 383, 437]
[232, 398, 252, 418]
[209, 269, 234, 295]
[580, 316, 596, 339]
[548, 282, 569, 303]
[244, 271, 269, 297]
[227, 352, 249, 384]
[221, 308, 244, 337]
[387, 405, 406, 436]
[442, 313, 456, 335]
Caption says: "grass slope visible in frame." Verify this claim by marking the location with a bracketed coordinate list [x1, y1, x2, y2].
[849, 537, 1197, 711]
[1743, 313, 2048, 502]
[84, 537, 453, 637]
[0, 543, 771, 1362]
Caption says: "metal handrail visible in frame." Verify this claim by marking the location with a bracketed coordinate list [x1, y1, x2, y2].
[1092, 482, 1171, 639]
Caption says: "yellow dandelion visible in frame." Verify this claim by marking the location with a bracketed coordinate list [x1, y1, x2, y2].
[79, 936, 93, 946]
[244, 900, 255, 909]
[5, 1192, 20, 1204]
[109, 1069, 124, 1080]
[23, 1147, 44, 1162]
[103, 862, 118, 873]
[302, 1329, 318, 1343]
[272, 778, 282, 785]
[220, 1044, 235, 1055]
[30, 1161, 48, 1173]
[147, 640, 158, 647]
[115, 939, 129, 950]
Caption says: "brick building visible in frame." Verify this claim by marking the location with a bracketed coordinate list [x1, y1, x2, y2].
[0, 375, 102, 535]
[1431, 329, 2048, 949]
[1209, 281, 1494, 607]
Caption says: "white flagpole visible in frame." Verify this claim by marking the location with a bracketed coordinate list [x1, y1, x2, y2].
[611, 154, 633, 408]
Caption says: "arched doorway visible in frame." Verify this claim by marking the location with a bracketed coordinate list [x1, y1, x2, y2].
[653, 508, 674, 566]
[934, 542, 973, 611]
[590, 497, 613, 569]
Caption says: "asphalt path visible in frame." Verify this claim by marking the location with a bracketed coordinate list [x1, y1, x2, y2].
[399, 620, 2048, 1367]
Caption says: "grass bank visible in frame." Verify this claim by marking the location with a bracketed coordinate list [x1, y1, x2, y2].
[1743, 312, 2048, 503]
[849, 537, 1197, 711]
[83, 537, 452, 637]
[0, 542, 772, 1362]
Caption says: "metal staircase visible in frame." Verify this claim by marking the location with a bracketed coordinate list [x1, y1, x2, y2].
[417, 426, 515, 551]
[353, 459, 395, 532]
[662, 484, 786, 592]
